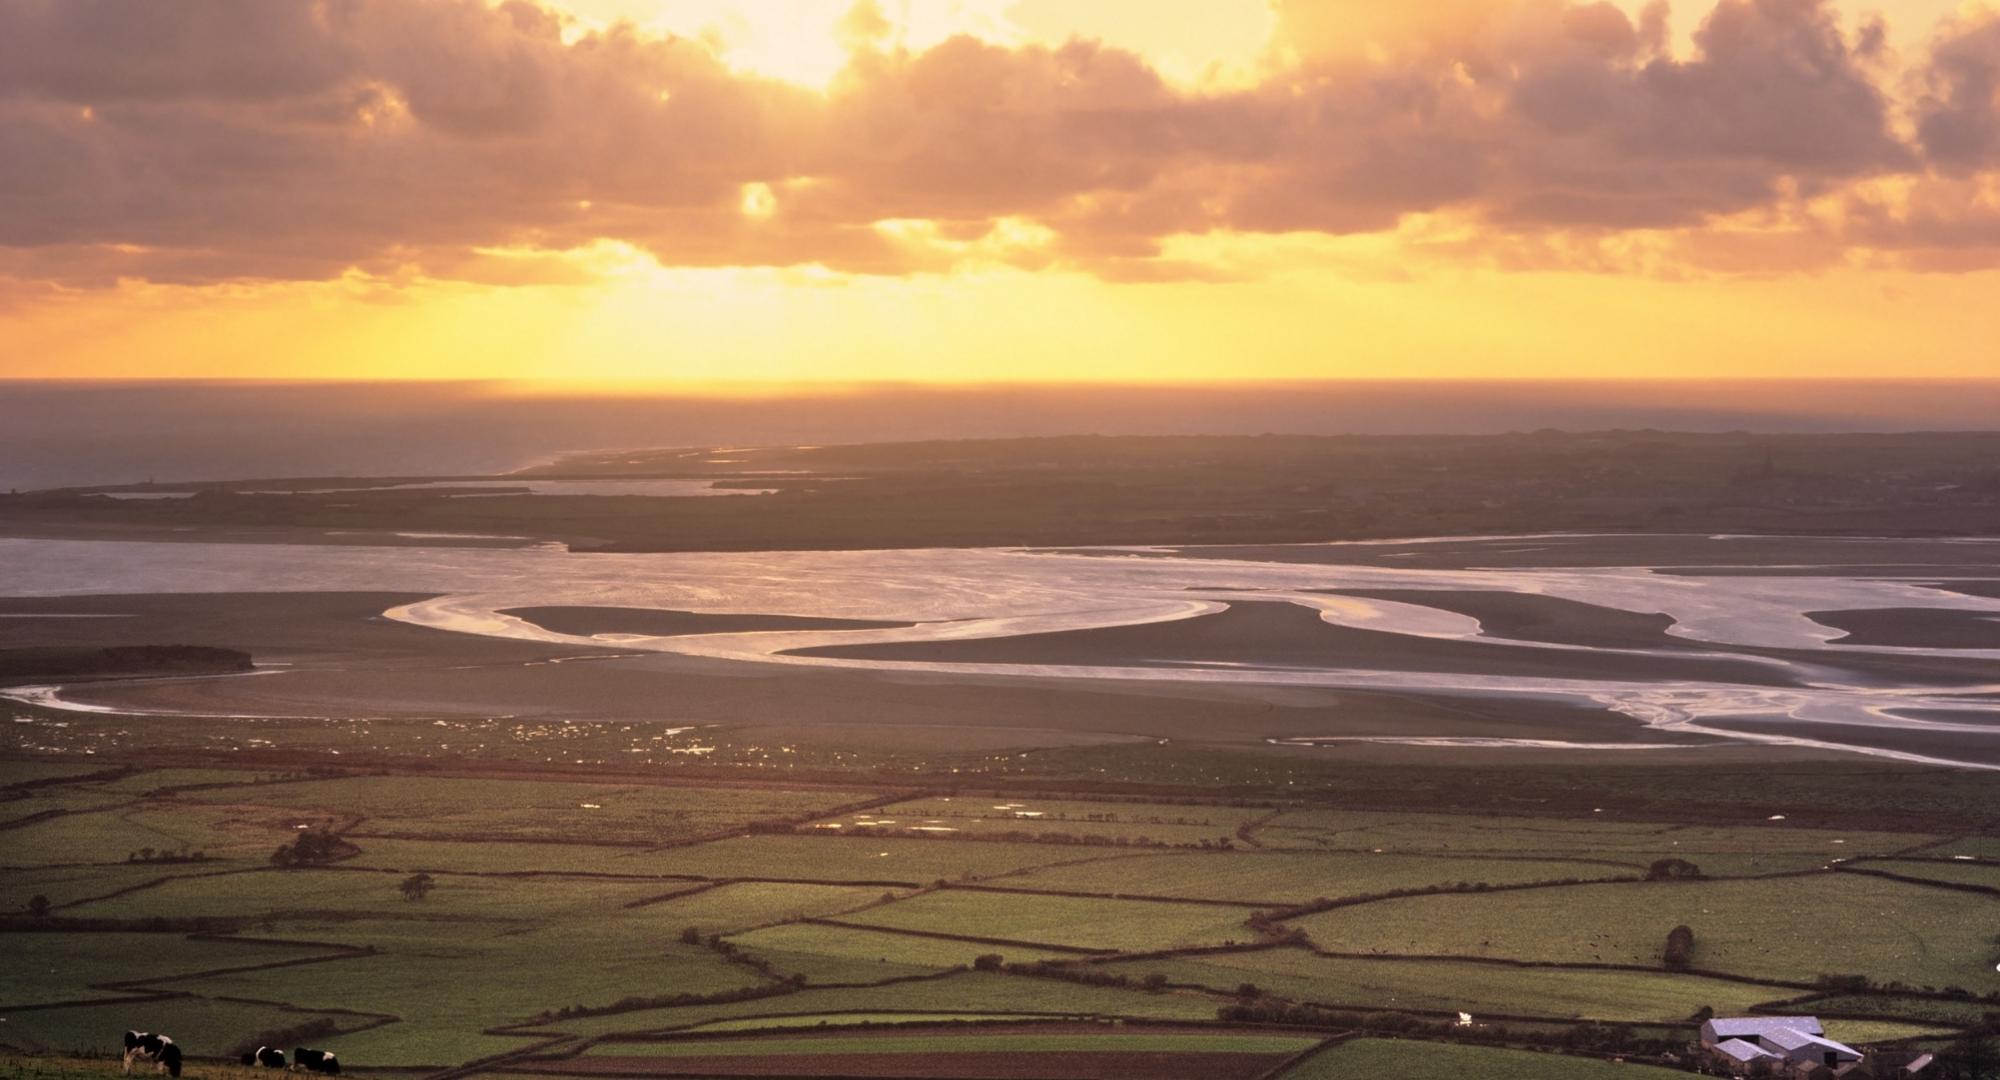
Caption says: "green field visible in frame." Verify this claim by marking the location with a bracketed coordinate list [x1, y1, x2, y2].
[1846, 859, 2000, 889]
[996, 850, 1629, 903]
[587, 1030, 1324, 1056]
[685, 1012, 1061, 1032]
[1259, 809, 1934, 875]
[62, 866, 669, 921]
[725, 920, 1081, 981]
[534, 971, 1228, 1038]
[838, 797, 1270, 846]
[832, 889, 1259, 952]
[3, 763, 1993, 1075]
[0, 932, 345, 1004]
[1281, 1039, 1688, 1079]
[627, 881, 891, 934]
[642, 834, 1100, 883]
[1093, 948, 1789, 1022]
[0, 805, 298, 867]
[150, 931, 765, 1066]
[179, 775, 873, 844]
[0, 998, 371, 1060]
[1289, 874, 2000, 992]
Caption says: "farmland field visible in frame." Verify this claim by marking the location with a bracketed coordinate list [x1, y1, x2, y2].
[993, 850, 1629, 903]
[178, 776, 876, 845]
[1092, 948, 1790, 1022]
[832, 798, 1270, 846]
[1280, 1039, 1691, 1079]
[3, 761, 1996, 1078]
[830, 889, 1260, 952]
[1288, 873, 2000, 991]
[724, 920, 1082, 981]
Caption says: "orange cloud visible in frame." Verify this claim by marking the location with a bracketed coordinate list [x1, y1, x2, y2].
[0, 0, 1997, 288]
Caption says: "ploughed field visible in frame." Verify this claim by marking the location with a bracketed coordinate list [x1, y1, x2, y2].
[3, 761, 1993, 1079]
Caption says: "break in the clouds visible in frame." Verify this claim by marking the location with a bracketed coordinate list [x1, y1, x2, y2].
[3, 0, 1999, 286]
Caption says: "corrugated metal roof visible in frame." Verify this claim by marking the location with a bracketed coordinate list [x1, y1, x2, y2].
[1715, 1038, 1780, 1063]
[1707, 1016, 1825, 1040]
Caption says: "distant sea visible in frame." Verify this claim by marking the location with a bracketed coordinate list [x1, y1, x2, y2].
[4, 379, 1998, 490]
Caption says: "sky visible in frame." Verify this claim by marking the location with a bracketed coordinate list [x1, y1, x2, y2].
[2, 0, 1999, 384]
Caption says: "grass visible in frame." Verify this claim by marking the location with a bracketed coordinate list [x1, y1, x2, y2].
[1289, 874, 2000, 992]
[153, 930, 764, 1066]
[626, 881, 889, 934]
[840, 798, 1270, 846]
[0, 806, 295, 868]
[0, 998, 365, 1058]
[831, 889, 1258, 952]
[0, 863, 242, 916]
[0, 1056, 282, 1080]
[994, 851, 1631, 903]
[1259, 810, 1935, 875]
[3, 932, 345, 1005]
[5, 765, 1988, 1076]
[1806, 994, 2000, 1026]
[587, 1031, 1324, 1056]
[1847, 859, 2000, 889]
[178, 776, 876, 845]
[724, 921, 1081, 982]
[63, 867, 669, 921]
[535, 971, 1226, 1038]
[1093, 948, 1789, 1022]
[1280, 1039, 1689, 1079]
[685, 1013, 1068, 1032]
[643, 835, 1098, 883]
[0, 761, 116, 784]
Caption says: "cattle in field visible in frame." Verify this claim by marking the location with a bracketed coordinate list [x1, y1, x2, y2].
[291, 1048, 340, 1075]
[122, 1031, 182, 1078]
[242, 1046, 287, 1068]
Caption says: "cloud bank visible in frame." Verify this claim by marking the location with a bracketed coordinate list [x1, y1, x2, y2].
[3, 0, 2000, 286]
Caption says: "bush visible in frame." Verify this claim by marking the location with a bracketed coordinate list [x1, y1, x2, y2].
[1645, 858, 1704, 881]
[972, 953, 1004, 972]
[1663, 924, 1695, 970]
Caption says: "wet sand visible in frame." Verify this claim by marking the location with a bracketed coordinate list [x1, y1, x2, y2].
[792, 600, 1797, 687]
[1164, 534, 2000, 571]
[502, 606, 910, 637]
[1318, 588, 1680, 649]
[1704, 718, 2000, 768]
[1807, 607, 2000, 649]
[0, 591, 1659, 747]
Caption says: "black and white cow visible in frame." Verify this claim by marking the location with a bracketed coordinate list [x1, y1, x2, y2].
[242, 1046, 287, 1069]
[291, 1048, 340, 1075]
[122, 1031, 182, 1078]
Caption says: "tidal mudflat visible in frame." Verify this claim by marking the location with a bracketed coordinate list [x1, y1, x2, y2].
[2, 532, 1998, 766]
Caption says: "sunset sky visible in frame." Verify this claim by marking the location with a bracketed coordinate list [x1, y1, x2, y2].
[3, 0, 1999, 383]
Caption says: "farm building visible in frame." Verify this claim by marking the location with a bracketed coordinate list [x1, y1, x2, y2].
[1698, 1017, 1931, 1077]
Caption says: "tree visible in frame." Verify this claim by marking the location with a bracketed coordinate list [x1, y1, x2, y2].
[27, 894, 50, 918]
[271, 828, 351, 868]
[972, 953, 1004, 971]
[1663, 924, 1695, 970]
[399, 873, 435, 902]
[1645, 858, 1704, 881]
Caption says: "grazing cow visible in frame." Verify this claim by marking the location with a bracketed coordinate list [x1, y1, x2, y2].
[242, 1046, 287, 1069]
[122, 1031, 182, 1078]
[291, 1048, 340, 1075]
